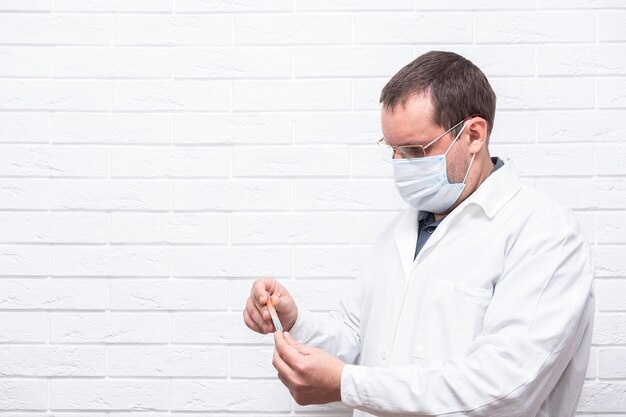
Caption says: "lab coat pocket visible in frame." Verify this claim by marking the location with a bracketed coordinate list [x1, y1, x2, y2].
[412, 278, 492, 365]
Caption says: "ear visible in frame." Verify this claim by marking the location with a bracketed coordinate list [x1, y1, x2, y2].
[465, 117, 488, 154]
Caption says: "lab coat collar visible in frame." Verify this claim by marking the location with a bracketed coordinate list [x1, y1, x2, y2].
[393, 159, 521, 280]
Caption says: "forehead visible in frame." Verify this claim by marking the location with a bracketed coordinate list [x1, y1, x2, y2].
[381, 94, 438, 145]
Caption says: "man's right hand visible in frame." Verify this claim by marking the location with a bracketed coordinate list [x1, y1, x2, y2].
[243, 278, 298, 334]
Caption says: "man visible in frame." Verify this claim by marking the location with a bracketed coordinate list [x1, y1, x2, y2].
[243, 51, 594, 417]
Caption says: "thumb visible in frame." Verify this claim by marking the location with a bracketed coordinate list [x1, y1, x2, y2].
[284, 331, 316, 355]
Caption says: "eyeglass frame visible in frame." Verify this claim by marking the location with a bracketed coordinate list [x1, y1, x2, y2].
[377, 114, 483, 160]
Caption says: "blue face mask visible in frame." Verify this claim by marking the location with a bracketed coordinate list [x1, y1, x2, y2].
[392, 121, 475, 213]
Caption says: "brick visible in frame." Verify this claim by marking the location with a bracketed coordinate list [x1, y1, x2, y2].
[109, 279, 229, 310]
[171, 380, 291, 411]
[418, 0, 535, 9]
[172, 247, 292, 277]
[53, 113, 172, 145]
[488, 145, 593, 176]
[174, 113, 293, 145]
[114, 15, 231, 45]
[0, 146, 108, 178]
[52, 180, 170, 211]
[0, 112, 49, 144]
[108, 346, 228, 377]
[171, 312, 271, 344]
[294, 46, 413, 77]
[597, 279, 626, 311]
[0, 245, 49, 276]
[177, 0, 293, 12]
[0, 80, 110, 111]
[50, 312, 169, 343]
[535, 179, 626, 210]
[295, 112, 380, 145]
[55, 0, 172, 12]
[0, 346, 106, 376]
[233, 80, 351, 111]
[172, 180, 291, 211]
[50, 379, 169, 410]
[0, 212, 107, 244]
[0, 279, 106, 310]
[537, 111, 626, 142]
[592, 313, 626, 344]
[0, 180, 49, 210]
[354, 13, 472, 44]
[598, 10, 626, 41]
[111, 146, 229, 178]
[0, 0, 50, 11]
[598, 348, 626, 378]
[0, 312, 47, 342]
[475, 12, 595, 43]
[0, 380, 47, 410]
[0, 14, 110, 45]
[353, 78, 388, 110]
[594, 246, 626, 278]
[293, 179, 404, 211]
[110, 213, 229, 244]
[0, 47, 52, 77]
[539, 0, 626, 7]
[596, 145, 626, 176]
[55, 47, 172, 79]
[577, 382, 626, 412]
[351, 144, 393, 178]
[490, 78, 594, 110]
[232, 145, 350, 177]
[174, 47, 292, 79]
[488, 112, 536, 144]
[229, 347, 275, 378]
[351, 212, 398, 244]
[297, 0, 413, 10]
[230, 212, 351, 244]
[112, 80, 231, 111]
[294, 246, 369, 278]
[51, 246, 171, 277]
[598, 78, 626, 109]
[538, 45, 626, 76]
[234, 14, 350, 45]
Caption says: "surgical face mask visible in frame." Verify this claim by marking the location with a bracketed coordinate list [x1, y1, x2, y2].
[392, 121, 475, 213]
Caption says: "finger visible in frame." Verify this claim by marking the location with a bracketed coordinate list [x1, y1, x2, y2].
[252, 278, 277, 306]
[284, 331, 316, 355]
[274, 331, 303, 368]
[273, 346, 296, 378]
[246, 297, 272, 333]
[244, 306, 273, 334]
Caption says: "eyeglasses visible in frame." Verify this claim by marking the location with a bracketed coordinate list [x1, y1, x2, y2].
[377, 118, 468, 160]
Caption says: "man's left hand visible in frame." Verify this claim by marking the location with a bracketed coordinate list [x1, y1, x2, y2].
[272, 331, 344, 405]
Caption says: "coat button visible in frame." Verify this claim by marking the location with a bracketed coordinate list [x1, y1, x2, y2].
[381, 349, 389, 360]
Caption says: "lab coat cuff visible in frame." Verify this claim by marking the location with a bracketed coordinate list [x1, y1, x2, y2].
[340, 364, 366, 409]
[287, 308, 311, 343]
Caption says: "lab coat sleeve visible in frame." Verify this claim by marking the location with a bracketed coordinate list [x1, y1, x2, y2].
[340, 210, 595, 417]
[288, 280, 362, 365]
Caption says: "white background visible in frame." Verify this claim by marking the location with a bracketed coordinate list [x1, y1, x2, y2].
[0, 0, 625, 415]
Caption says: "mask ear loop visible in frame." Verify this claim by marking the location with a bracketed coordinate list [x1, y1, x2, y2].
[444, 120, 469, 156]
[462, 153, 476, 185]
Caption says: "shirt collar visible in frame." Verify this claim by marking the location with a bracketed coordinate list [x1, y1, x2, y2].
[457, 157, 521, 219]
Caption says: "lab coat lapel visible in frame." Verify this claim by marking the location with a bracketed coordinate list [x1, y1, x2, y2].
[393, 207, 418, 282]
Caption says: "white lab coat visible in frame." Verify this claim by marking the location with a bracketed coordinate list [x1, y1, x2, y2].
[289, 161, 595, 417]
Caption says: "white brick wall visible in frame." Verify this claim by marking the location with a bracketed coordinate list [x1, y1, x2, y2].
[0, 1, 624, 415]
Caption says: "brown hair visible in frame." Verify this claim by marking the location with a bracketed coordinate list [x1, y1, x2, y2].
[380, 51, 496, 137]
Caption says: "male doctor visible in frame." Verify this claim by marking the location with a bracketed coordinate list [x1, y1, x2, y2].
[243, 51, 594, 417]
